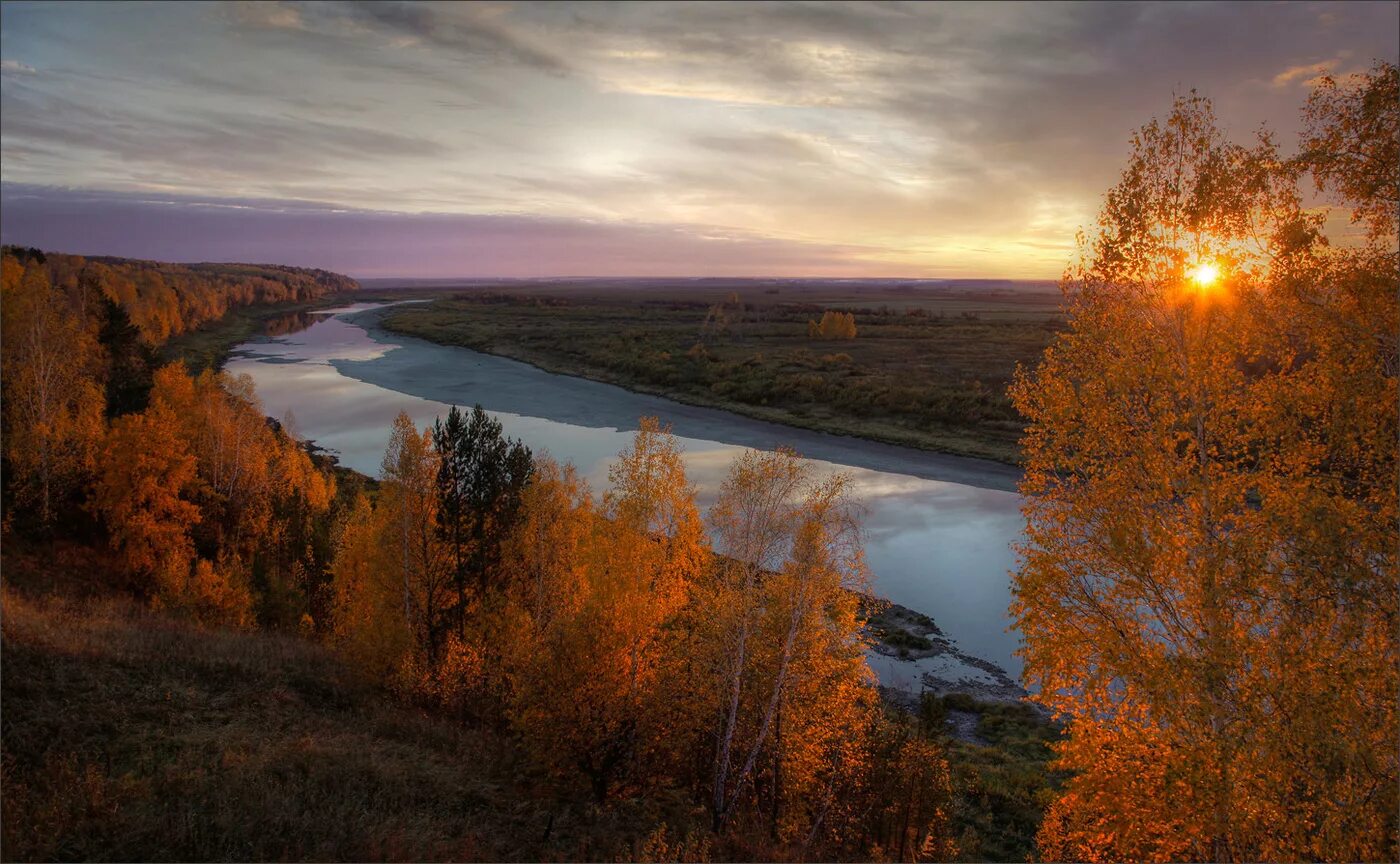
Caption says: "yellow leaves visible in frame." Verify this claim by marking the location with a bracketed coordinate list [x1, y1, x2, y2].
[1014, 72, 1399, 863]
[92, 400, 201, 583]
[0, 258, 106, 524]
[329, 492, 416, 681]
[807, 310, 857, 340]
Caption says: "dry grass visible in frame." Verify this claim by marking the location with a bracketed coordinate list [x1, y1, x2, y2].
[0, 553, 702, 862]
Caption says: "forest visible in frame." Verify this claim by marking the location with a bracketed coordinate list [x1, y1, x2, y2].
[1, 62, 1397, 863]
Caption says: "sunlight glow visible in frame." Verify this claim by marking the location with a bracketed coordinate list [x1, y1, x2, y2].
[1188, 261, 1221, 289]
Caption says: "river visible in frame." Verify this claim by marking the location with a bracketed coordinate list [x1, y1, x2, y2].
[226, 302, 1028, 689]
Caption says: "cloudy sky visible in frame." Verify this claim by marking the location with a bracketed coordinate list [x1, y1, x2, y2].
[1, 1, 1395, 278]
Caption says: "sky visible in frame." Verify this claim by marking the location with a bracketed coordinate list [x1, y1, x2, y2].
[1, 1, 1396, 279]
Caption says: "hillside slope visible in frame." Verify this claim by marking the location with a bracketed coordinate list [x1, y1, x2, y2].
[0, 551, 701, 862]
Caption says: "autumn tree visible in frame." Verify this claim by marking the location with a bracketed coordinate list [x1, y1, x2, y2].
[807, 310, 857, 340]
[91, 399, 201, 597]
[507, 418, 706, 800]
[499, 455, 595, 628]
[379, 411, 450, 663]
[144, 363, 335, 625]
[328, 492, 415, 681]
[683, 448, 876, 845]
[1299, 61, 1399, 242]
[701, 291, 745, 343]
[1011, 71, 1397, 862]
[0, 258, 106, 526]
[839, 718, 957, 863]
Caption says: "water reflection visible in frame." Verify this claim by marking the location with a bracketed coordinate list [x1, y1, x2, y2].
[227, 303, 1026, 675]
[262, 310, 321, 338]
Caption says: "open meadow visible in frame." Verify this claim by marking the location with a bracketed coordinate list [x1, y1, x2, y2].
[377, 280, 1062, 464]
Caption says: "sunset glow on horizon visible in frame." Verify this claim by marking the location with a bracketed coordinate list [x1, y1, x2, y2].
[1, 1, 1397, 278]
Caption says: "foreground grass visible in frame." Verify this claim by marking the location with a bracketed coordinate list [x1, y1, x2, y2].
[379, 287, 1062, 464]
[1, 544, 1060, 862]
[0, 550, 702, 862]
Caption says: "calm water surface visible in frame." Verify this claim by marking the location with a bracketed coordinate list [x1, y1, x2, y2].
[227, 304, 1026, 676]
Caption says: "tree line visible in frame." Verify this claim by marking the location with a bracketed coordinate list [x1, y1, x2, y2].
[1, 249, 355, 627]
[3, 248, 356, 345]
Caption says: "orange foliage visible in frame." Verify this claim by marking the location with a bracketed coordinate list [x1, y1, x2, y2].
[1012, 71, 1398, 862]
[183, 558, 256, 629]
[507, 420, 707, 799]
[325, 411, 958, 859]
[0, 258, 106, 524]
[91, 400, 202, 594]
[807, 310, 857, 340]
[328, 493, 414, 680]
[697, 451, 874, 840]
[5, 249, 357, 345]
[89, 362, 336, 626]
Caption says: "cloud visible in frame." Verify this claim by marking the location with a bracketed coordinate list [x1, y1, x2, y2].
[0, 58, 37, 74]
[1, 1, 1396, 278]
[225, 0, 305, 31]
[300, 1, 571, 74]
[1272, 56, 1352, 89]
[0, 184, 904, 278]
[0, 79, 450, 193]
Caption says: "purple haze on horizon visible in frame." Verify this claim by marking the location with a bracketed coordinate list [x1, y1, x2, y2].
[0, 185, 912, 279]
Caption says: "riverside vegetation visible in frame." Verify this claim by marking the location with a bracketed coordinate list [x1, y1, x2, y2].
[378, 280, 1061, 464]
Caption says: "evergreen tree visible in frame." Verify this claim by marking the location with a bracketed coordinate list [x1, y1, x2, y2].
[432, 404, 534, 641]
[97, 296, 156, 417]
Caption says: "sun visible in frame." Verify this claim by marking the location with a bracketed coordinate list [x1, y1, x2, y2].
[1187, 261, 1221, 289]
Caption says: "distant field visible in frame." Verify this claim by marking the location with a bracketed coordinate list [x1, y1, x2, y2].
[378, 280, 1065, 464]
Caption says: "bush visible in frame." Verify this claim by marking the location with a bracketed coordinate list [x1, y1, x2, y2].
[807, 310, 857, 340]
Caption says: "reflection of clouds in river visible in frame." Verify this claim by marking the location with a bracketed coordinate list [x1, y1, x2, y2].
[227, 304, 1027, 677]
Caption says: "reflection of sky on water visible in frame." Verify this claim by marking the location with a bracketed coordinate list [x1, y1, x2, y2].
[227, 305, 1026, 675]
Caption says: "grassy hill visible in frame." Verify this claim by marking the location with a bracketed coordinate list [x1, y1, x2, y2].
[1, 542, 1058, 862]
[0, 544, 705, 862]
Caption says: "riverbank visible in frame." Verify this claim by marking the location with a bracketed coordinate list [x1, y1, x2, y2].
[372, 286, 1060, 467]
[225, 302, 1031, 700]
[162, 294, 358, 373]
[341, 305, 1023, 493]
[865, 600, 1031, 708]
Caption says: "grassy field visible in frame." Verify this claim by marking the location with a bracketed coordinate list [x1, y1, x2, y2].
[376, 281, 1063, 464]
